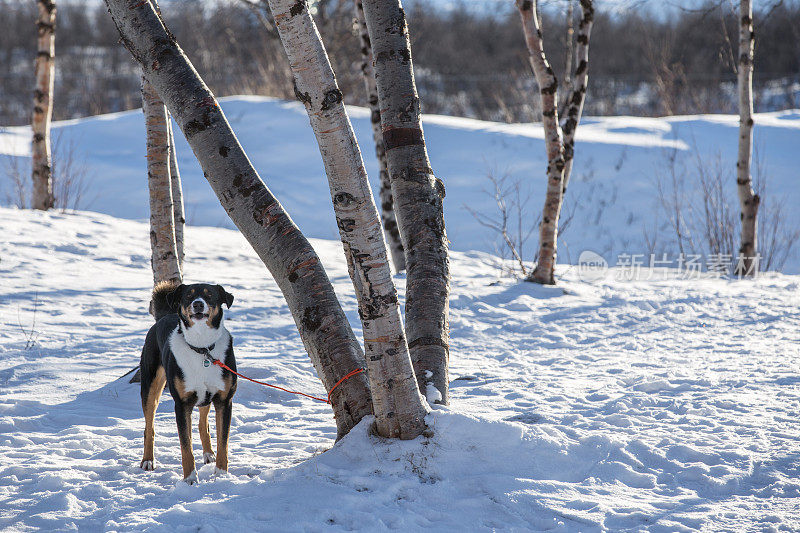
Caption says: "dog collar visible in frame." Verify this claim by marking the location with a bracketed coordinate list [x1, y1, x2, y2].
[187, 342, 216, 367]
[186, 342, 215, 355]
[177, 324, 216, 366]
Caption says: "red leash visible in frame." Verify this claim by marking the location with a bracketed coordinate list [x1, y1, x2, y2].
[211, 358, 364, 404]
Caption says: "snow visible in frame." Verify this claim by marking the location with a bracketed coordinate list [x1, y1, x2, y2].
[2, 96, 800, 529]
[2, 207, 799, 531]
[2, 96, 799, 272]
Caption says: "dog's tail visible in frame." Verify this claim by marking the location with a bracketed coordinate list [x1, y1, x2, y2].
[149, 280, 181, 321]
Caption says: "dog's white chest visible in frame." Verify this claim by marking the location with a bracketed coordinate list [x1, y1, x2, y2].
[169, 328, 229, 401]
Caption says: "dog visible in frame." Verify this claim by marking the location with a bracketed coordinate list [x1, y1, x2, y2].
[138, 281, 237, 484]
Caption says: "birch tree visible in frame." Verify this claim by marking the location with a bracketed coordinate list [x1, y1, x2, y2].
[560, 0, 593, 197]
[269, 0, 428, 438]
[516, 0, 594, 285]
[168, 119, 186, 270]
[142, 78, 182, 285]
[360, 0, 451, 405]
[104, 0, 372, 439]
[735, 0, 759, 276]
[31, 0, 56, 211]
[354, 0, 405, 273]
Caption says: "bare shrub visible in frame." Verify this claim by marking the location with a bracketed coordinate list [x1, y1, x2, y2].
[1, 132, 93, 212]
[652, 143, 797, 274]
[17, 292, 41, 350]
[52, 133, 95, 213]
[753, 147, 800, 272]
[692, 151, 736, 259]
[654, 147, 696, 256]
[465, 170, 536, 279]
[654, 147, 735, 270]
[2, 155, 28, 208]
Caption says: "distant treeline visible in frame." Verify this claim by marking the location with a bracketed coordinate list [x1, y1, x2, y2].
[0, 0, 798, 126]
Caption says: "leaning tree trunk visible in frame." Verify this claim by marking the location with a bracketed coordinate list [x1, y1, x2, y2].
[168, 118, 186, 270]
[354, 0, 405, 273]
[518, 0, 566, 286]
[360, 0, 451, 405]
[560, 0, 594, 194]
[104, 0, 372, 439]
[270, 0, 428, 438]
[31, 0, 56, 211]
[142, 77, 182, 286]
[735, 0, 759, 276]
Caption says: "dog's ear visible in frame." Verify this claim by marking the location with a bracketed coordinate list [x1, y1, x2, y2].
[217, 285, 234, 309]
[167, 283, 185, 309]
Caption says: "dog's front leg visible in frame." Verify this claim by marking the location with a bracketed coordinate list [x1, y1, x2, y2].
[198, 404, 215, 464]
[174, 400, 197, 483]
[213, 398, 232, 472]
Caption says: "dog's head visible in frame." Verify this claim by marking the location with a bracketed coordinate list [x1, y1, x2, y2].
[170, 283, 234, 330]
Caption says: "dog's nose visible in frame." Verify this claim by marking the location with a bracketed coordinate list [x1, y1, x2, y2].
[192, 301, 205, 313]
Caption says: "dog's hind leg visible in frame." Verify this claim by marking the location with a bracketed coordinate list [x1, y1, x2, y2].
[213, 398, 233, 472]
[140, 366, 166, 470]
[198, 404, 215, 464]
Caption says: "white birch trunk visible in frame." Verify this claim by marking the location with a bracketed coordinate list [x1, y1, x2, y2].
[560, 0, 593, 193]
[518, 0, 566, 286]
[735, 0, 759, 276]
[104, 0, 372, 439]
[168, 118, 186, 270]
[354, 0, 405, 273]
[360, 0, 451, 405]
[142, 77, 182, 285]
[560, 0, 574, 114]
[31, 0, 56, 211]
[270, 0, 428, 438]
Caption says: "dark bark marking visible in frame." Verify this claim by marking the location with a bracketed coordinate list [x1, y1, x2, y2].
[337, 218, 356, 232]
[321, 89, 343, 111]
[333, 192, 356, 207]
[302, 305, 322, 332]
[290, 0, 306, 17]
[293, 81, 311, 106]
[383, 127, 423, 150]
[408, 336, 450, 353]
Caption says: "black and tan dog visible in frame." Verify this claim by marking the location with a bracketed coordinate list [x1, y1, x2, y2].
[138, 281, 237, 484]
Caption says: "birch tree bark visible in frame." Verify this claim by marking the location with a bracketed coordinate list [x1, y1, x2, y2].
[168, 119, 186, 270]
[518, 0, 593, 285]
[354, 0, 405, 273]
[31, 0, 56, 211]
[360, 0, 451, 405]
[142, 77, 182, 285]
[270, 0, 428, 438]
[735, 0, 759, 276]
[560, 0, 594, 193]
[104, 0, 372, 439]
[518, 0, 565, 285]
[560, 0, 574, 114]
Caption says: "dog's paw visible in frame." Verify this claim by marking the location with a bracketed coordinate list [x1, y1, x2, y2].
[203, 452, 216, 464]
[214, 467, 228, 478]
[183, 470, 198, 485]
[140, 460, 155, 471]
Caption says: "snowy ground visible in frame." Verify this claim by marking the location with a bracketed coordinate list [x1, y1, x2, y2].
[2, 96, 799, 272]
[1, 207, 799, 531]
